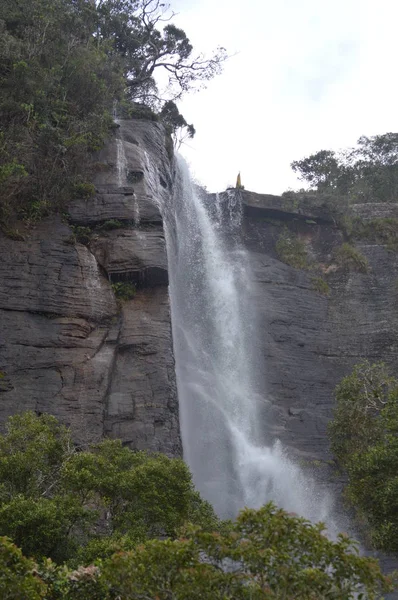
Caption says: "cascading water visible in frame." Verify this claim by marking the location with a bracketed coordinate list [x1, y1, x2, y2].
[113, 108, 140, 225]
[116, 139, 127, 188]
[165, 158, 338, 530]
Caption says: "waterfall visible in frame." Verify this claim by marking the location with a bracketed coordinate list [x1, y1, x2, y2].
[165, 157, 337, 530]
[114, 108, 140, 225]
[116, 139, 127, 188]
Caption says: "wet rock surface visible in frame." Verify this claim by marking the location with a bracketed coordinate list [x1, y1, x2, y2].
[0, 119, 181, 456]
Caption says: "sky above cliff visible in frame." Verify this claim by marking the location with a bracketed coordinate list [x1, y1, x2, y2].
[171, 0, 398, 194]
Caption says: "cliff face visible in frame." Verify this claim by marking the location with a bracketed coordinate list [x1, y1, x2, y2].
[239, 191, 398, 477]
[0, 120, 181, 456]
[1, 118, 398, 503]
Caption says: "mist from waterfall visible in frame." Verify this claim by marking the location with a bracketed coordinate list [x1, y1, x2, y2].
[165, 157, 338, 530]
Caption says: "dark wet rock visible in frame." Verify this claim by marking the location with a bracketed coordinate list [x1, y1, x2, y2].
[0, 119, 181, 456]
[90, 229, 168, 286]
[240, 189, 336, 222]
[105, 288, 180, 456]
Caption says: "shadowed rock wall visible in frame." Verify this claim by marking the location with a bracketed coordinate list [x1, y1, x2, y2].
[0, 119, 181, 456]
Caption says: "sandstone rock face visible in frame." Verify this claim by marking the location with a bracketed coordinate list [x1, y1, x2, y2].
[0, 119, 181, 456]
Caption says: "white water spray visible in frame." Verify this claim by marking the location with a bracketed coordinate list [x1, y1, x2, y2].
[116, 139, 127, 188]
[166, 158, 337, 529]
[113, 104, 127, 188]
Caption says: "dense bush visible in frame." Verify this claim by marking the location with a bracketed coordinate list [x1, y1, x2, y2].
[334, 243, 369, 273]
[0, 536, 46, 599]
[2, 505, 394, 599]
[0, 411, 395, 596]
[275, 228, 309, 269]
[329, 361, 398, 551]
[0, 0, 122, 224]
[0, 412, 217, 562]
[97, 504, 393, 600]
[0, 0, 227, 228]
[351, 217, 398, 251]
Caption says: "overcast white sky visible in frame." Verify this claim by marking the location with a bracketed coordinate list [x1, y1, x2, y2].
[168, 0, 398, 194]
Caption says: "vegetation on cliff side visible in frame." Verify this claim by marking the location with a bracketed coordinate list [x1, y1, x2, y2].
[275, 228, 310, 270]
[329, 361, 398, 551]
[0, 0, 226, 228]
[0, 411, 394, 598]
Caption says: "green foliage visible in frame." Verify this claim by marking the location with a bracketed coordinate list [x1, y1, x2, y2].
[38, 559, 105, 600]
[62, 438, 218, 540]
[100, 503, 393, 600]
[2, 228, 25, 241]
[292, 150, 344, 191]
[67, 220, 125, 246]
[352, 217, 398, 251]
[0, 412, 73, 500]
[160, 100, 195, 149]
[291, 132, 398, 203]
[345, 402, 398, 551]
[0, 0, 123, 225]
[69, 226, 93, 245]
[0, 495, 91, 563]
[14, 505, 390, 598]
[111, 281, 136, 300]
[120, 101, 159, 121]
[72, 534, 139, 566]
[0, 0, 227, 226]
[282, 190, 301, 211]
[97, 219, 123, 231]
[281, 189, 351, 223]
[0, 412, 90, 562]
[311, 277, 330, 295]
[100, 1, 227, 102]
[276, 228, 309, 269]
[0, 161, 28, 185]
[334, 243, 369, 273]
[329, 362, 398, 550]
[0, 412, 218, 563]
[0, 536, 46, 599]
[0, 412, 395, 597]
[328, 361, 393, 466]
[73, 182, 96, 199]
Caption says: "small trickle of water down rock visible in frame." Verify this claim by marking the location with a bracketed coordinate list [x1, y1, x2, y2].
[165, 158, 339, 533]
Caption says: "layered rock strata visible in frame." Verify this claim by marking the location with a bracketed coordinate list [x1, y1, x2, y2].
[0, 120, 181, 456]
[238, 190, 398, 469]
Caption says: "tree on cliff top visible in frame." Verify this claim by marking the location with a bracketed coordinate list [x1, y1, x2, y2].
[160, 100, 196, 148]
[0, 0, 227, 226]
[291, 133, 398, 202]
[97, 0, 227, 104]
